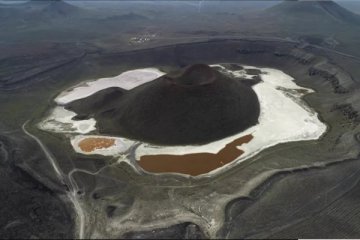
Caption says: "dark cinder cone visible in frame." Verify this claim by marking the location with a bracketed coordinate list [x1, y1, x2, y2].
[67, 64, 261, 145]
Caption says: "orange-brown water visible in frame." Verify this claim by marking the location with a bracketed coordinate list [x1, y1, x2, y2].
[138, 134, 253, 176]
[78, 138, 115, 152]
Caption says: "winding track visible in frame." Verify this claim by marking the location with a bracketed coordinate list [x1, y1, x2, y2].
[22, 121, 86, 239]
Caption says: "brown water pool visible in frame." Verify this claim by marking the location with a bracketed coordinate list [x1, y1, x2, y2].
[78, 137, 115, 152]
[138, 134, 253, 176]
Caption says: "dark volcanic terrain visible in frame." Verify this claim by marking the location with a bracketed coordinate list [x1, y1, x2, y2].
[24, 38, 360, 238]
[1, 0, 360, 239]
[0, 134, 73, 239]
[66, 64, 260, 145]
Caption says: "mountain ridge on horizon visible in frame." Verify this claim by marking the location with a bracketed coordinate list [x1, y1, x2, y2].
[266, 0, 360, 24]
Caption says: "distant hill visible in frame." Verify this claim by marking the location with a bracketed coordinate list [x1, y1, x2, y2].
[39, 0, 80, 17]
[265, 0, 360, 24]
[318, 1, 360, 24]
[4, 0, 83, 18]
[0, 0, 85, 29]
[266, 0, 360, 25]
[23, 0, 53, 10]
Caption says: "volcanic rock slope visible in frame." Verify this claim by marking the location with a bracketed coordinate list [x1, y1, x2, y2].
[66, 64, 260, 145]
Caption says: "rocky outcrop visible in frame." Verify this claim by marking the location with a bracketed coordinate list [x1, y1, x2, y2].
[309, 65, 351, 94]
[331, 103, 360, 124]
